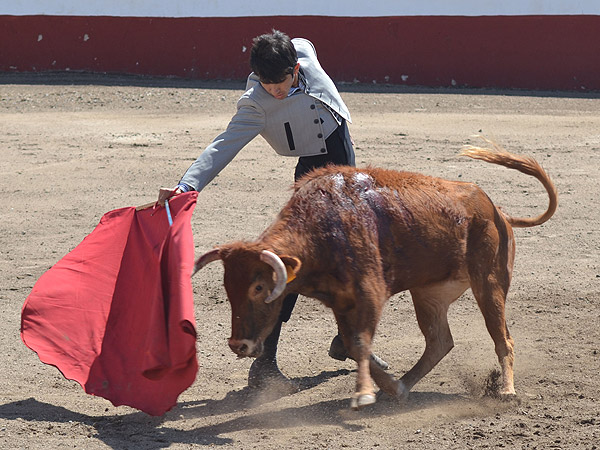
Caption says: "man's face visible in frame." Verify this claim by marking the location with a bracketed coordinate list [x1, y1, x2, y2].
[260, 63, 300, 100]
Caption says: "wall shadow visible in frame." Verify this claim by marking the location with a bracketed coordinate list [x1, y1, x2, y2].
[1, 71, 599, 99]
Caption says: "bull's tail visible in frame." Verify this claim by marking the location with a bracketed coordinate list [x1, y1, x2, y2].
[461, 137, 558, 228]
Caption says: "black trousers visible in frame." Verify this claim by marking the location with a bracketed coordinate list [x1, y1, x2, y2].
[280, 120, 351, 322]
[294, 119, 351, 181]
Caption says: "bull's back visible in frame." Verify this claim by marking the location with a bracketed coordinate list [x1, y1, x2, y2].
[289, 166, 489, 291]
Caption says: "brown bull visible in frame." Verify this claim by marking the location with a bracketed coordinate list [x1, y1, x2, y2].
[195, 140, 557, 410]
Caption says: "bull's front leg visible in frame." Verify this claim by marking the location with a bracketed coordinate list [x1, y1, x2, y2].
[336, 318, 377, 410]
[353, 351, 375, 410]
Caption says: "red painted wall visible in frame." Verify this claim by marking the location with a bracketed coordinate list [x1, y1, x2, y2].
[1, 15, 599, 90]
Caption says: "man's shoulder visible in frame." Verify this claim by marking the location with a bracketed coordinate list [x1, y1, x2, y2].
[292, 38, 317, 58]
[245, 72, 260, 91]
[292, 37, 314, 48]
[238, 77, 273, 109]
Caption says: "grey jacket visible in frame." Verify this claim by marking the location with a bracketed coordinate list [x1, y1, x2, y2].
[179, 38, 354, 192]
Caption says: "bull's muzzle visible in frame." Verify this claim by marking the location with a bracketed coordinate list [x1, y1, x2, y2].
[228, 338, 263, 358]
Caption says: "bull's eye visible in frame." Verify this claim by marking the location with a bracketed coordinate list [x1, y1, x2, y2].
[249, 281, 265, 300]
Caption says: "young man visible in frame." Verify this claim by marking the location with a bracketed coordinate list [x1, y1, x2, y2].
[158, 30, 386, 391]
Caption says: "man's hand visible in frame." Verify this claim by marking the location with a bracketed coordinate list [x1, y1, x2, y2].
[157, 187, 182, 206]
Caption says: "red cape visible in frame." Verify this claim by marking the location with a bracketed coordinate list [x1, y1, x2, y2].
[21, 192, 199, 416]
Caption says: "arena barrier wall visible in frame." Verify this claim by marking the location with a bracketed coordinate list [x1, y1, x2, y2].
[2, 2, 599, 90]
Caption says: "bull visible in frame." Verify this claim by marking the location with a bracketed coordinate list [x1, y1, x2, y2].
[194, 140, 557, 410]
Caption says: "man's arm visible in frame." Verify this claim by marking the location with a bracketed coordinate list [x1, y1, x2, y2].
[158, 100, 265, 202]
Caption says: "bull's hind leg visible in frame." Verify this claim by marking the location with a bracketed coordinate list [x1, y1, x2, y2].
[399, 281, 469, 398]
[468, 217, 517, 398]
[470, 278, 516, 397]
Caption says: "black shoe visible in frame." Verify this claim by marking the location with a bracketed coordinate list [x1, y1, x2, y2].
[328, 334, 350, 361]
[328, 334, 390, 370]
[247, 357, 299, 394]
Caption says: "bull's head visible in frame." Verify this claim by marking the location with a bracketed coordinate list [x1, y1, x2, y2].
[193, 244, 301, 358]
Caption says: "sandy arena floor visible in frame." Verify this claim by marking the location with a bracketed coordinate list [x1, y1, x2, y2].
[1, 73, 599, 449]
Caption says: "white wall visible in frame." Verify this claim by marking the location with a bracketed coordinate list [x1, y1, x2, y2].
[3, 0, 600, 18]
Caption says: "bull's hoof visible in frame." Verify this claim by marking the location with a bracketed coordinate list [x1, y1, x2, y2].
[370, 353, 390, 371]
[350, 393, 376, 410]
[375, 380, 409, 404]
[396, 380, 409, 401]
[499, 392, 521, 404]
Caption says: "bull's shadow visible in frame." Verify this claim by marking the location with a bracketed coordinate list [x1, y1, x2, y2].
[180, 390, 474, 439]
[180, 368, 353, 416]
[0, 385, 477, 448]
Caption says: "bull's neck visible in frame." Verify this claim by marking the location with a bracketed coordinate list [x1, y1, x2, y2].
[259, 218, 305, 256]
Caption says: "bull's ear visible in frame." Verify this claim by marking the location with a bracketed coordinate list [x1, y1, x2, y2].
[279, 256, 301, 283]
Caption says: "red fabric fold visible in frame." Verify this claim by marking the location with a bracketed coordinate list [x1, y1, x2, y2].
[21, 192, 199, 416]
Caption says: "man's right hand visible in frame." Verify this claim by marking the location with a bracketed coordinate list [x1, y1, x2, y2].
[157, 187, 182, 206]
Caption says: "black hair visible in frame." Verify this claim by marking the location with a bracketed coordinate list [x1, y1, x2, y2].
[250, 29, 298, 84]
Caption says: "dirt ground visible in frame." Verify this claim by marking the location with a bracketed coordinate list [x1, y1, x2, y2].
[1, 72, 599, 449]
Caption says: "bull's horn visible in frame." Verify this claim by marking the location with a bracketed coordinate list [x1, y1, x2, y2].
[192, 248, 221, 277]
[260, 250, 288, 304]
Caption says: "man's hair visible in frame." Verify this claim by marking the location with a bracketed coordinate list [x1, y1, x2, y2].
[250, 30, 298, 84]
